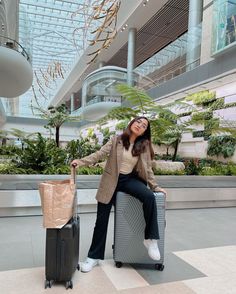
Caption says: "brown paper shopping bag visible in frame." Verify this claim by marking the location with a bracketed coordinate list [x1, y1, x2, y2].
[39, 169, 76, 228]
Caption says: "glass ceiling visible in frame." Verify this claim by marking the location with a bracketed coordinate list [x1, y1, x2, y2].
[6, 0, 112, 118]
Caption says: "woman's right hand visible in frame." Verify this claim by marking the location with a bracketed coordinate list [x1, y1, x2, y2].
[71, 160, 80, 168]
[155, 187, 167, 195]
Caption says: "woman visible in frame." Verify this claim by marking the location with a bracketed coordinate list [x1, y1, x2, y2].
[71, 117, 166, 273]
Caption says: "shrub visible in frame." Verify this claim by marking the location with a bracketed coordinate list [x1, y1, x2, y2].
[186, 90, 216, 106]
[0, 163, 36, 174]
[184, 158, 202, 175]
[0, 145, 21, 156]
[77, 166, 103, 175]
[154, 154, 183, 162]
[200, 166, 228, 176]
[229, 164, 236, 175]
[43, 165, 71, 175]
[66, 138, 100, 161]
[207, 135, 236, 158]
[153, 168, 185, 175]
[209, 97, 225, 110]
[199, 162, 236, 176]
[15, 134, 67, 173]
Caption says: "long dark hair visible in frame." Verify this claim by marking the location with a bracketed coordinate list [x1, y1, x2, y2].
[120, 116, 154, 159]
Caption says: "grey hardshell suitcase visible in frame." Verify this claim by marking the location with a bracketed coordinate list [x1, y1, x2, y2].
[113, 192, 165, 270]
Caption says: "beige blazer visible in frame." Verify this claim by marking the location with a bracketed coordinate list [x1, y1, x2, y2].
[76, 136, 161, 204]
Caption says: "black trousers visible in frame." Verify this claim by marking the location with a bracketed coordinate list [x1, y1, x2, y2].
[88, 172, 159, 260]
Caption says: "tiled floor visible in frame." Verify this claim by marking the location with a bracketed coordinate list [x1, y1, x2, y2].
[0, 207, 236, 293]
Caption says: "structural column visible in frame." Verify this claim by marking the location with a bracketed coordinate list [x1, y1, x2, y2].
[127, 28, 136, 86]
[186, 0, 203, 69]
[70, 93, 75, 113]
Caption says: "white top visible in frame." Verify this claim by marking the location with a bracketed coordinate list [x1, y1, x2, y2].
[120, 144, 138, 174]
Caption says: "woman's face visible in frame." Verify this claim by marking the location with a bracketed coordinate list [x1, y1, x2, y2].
[130, 118, 148, 137]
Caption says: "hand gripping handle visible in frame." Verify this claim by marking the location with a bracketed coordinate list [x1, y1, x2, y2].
[71, 163, 77, 184]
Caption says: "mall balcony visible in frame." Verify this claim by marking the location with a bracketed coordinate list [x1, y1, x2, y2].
[71, 66, 131, 121]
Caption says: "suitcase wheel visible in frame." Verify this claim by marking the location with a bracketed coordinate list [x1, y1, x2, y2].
[115, 261, 123, 268]
[65, 280, 73, 289]
[45, 279, 53, 289]
[155, 263, 164, 271]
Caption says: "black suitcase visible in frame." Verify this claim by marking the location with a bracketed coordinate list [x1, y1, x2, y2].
[45, 216, 80, 289]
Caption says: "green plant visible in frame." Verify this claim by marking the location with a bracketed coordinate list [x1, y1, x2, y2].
[10, 128, 36, 150]
[65, 140, 81, 162]
[15, 133, 67, 173]
[0, 163, 36, 174]
[115, 119, 130, 131]
[43, 165, 71, 175]
[186, 90, 216, 106]
[77, 166, 103, 175]
[154, 154, 183, 162]
[153, 168, 185, 175]
[199, 165, 231, 176]
[101, 84, 193, 162]
[98, 127, 115, 145]
[184, 158, 202, 175]
[207, 135, 236, 158]
[0, 145, 21, 156]
[78, 138, 100, 159]
[33, 103, 81, 147]
[192, 130, 205, 138]
[204, 118, 220, 139]
[66, 129, 101, 162]
[228, 164, 236, 175]
[177, 111, 192, 117]
[191, 111, 213, 121]
[186, 90, 236, 141]
[209, 97, 225, 110]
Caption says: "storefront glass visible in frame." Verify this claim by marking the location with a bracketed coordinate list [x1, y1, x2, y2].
[212, 0, 236, 54]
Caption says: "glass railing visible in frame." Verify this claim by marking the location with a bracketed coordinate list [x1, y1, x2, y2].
[82, 66, 128, 107]
[86, 95, 122, 106]
[71, 66, 130, 120]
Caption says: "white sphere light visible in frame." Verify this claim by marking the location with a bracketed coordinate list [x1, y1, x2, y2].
[0, 46, 33, 98]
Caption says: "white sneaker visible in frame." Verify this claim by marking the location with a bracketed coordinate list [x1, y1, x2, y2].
[80, 257, 99, 273]
[143, 239, 161, 261]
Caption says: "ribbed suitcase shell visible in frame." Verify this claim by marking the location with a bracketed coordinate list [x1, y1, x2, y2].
[114, 192, 165, 268]
[45, 216, 80, 288]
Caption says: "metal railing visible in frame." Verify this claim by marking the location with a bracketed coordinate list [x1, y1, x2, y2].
[0, 35, 30, 61]
[137, 58, 200, 90]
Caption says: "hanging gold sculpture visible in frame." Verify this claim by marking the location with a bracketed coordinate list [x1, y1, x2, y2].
[35, 61, 65, 91]
[33, 61, 66, 109]
[32, 0, 121, 111]
[72, 0, 121, 64]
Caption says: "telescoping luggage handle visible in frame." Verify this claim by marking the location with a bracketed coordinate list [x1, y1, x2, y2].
[71, 163, 78, 218]
[71, 163, 77, 184]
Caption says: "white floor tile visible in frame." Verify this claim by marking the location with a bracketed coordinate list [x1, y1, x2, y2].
[174, 245, 236, 277]
[184, 272, 236, 294]
[100, 259, 149, 290]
